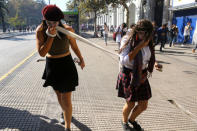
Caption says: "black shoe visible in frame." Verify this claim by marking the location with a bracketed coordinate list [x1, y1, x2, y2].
[65, 128, 71, 131]
[129, 120, 142, 131]
[60, 112, 65, 125]
[121, 121, 132, 131]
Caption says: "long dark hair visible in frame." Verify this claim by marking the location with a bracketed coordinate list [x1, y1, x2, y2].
[40, 20, 67, 42]
[119, 19, 155, 73]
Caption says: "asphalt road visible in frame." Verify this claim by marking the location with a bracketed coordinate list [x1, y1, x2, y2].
[0, 33, 36, 79]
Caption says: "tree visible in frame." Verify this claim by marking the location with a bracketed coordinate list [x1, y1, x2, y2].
[6, 0, 46, 29]
[80, 0, 107, 37]
[0, 0, 9, 32]
[106, 0, 130, 26]
[66, 0, 90, 24]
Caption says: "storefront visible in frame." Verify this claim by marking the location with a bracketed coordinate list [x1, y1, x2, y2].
[171, 0, 197, 43]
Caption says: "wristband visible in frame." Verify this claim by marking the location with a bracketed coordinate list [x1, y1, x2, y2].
[46, 29, 56, 37]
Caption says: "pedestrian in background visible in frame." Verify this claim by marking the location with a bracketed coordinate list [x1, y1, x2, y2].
[192, 22, 197, 53]
[169, 24, 178, 47]
[110, 25, 114, 33]
[36, 5, 85, 131]
[116, 19, 155, 131]
[121, 23, 128, 37]
[157, 24, 168, 51]
[182, 22, 192, 46]
[152, 21, 158, 46]
[115, 25, 122, 49]
[104, 22, 109, 46]
[115, 23, 128, 50]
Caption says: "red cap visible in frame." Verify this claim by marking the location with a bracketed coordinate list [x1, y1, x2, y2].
[42, 5, 64, 21]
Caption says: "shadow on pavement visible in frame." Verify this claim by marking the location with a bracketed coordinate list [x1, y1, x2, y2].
[183, 70, 197, 75]
[156, 60, 171, 64]
[0, 106, 65, 131]
[156, 50, 185, 54]
[155, 50, 197, 58]
[71, 116, 91, 131]
[80, 32, 94, 38]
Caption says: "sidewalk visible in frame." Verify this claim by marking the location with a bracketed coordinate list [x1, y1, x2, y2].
[0, 32, 196, 131]
[0, 31, 34, 39]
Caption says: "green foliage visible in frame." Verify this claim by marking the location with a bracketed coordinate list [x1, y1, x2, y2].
[106, 0, 129, 6]
[82, 0, 107, 14]
[4, 0, 46, 28]
[8, 13, 25, 28]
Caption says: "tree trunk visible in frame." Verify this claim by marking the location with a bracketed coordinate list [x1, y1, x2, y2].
[94, 10, 98, 37]
[123, 3, 129, 27]
[0, 9, 6, 32]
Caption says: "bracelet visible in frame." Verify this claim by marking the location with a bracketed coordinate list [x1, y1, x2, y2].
[46, 29, 56, 38]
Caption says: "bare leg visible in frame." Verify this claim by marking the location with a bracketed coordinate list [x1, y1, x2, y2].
[122, 101, 135, 123]
[54, 91, 64, 110]
[61, 92, 72, 129]
[129, 100, 148, 122]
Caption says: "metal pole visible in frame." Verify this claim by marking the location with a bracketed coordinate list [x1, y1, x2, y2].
[49, 0, 50, 4]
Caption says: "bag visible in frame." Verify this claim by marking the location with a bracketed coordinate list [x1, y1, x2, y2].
[113, 32, 116, 41]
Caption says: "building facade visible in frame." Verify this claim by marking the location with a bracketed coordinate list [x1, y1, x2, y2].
[95, 0, 197, 43]
[170, 0, 197, 43]
[96, 0, 142, 29]
[96, 0, 165, 30]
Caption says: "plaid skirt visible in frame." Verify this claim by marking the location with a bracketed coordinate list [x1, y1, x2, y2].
[42, 55, 78, 93]
[116, 66, 152, 102]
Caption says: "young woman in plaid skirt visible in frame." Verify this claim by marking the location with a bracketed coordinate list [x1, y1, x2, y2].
[116, 19, 155, 131]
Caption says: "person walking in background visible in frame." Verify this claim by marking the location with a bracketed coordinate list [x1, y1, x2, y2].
[110, 25, 114, 33]
[36, 5, 85, 131]
[116, 19, 155, 131]
[115, 25, 122, 49]
[104, 22, 109, 46]
[115, 23, 128, 50]
[182, 22, 192, 46]
[192, 41, 197, 53]
[121, 23, 128, 37]
[192, 22, 197, 53]
[157, 24, 168, 51]
[169, 24, 179, 47]
[152, 21, 158, 46]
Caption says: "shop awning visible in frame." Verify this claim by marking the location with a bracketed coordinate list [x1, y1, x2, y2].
[169, 3, 197, 11]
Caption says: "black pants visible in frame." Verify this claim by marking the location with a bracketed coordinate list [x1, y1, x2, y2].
[183, 35, 190, 44]
[160, 40, 166, 51]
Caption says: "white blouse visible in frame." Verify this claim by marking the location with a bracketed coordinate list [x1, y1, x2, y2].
[119, 36, 151, 70]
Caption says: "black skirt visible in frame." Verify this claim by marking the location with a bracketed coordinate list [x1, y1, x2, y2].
[42, 55, 78, 93]
[116, 66, 152, 102]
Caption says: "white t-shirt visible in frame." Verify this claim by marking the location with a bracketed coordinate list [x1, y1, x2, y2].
[184, 25, 191, 36]
[119, 36, 151, 70]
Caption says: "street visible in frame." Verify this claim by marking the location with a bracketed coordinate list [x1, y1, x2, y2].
[0, 33, 36, 77]
[0, 32, 197, 130]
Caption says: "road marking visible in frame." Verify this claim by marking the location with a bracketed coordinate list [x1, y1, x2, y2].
[0, 49, 37, 82]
